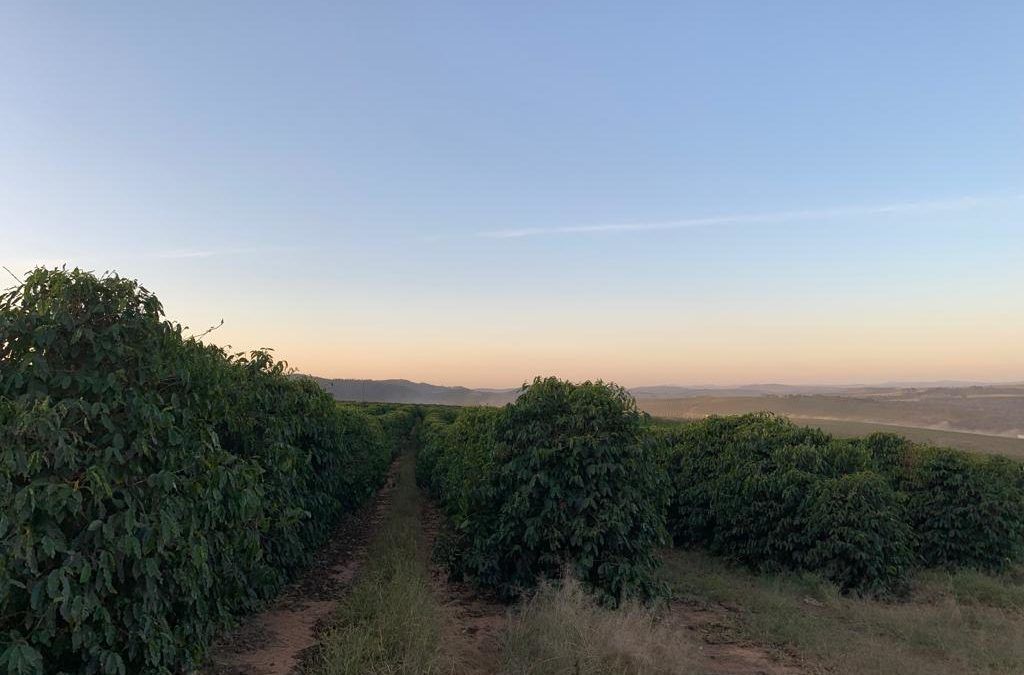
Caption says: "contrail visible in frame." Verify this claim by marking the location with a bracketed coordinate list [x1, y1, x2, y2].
[477, 193, 1019, 239]
[152, 244, 303, 259]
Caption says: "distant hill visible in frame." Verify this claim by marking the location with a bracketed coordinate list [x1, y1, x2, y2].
[306, 377, 519, 406]
[306, 379, 870, 404]
[629, 381, 1024, 398]
[629, 384, 861, 398]
[303, 376, 1024, 439]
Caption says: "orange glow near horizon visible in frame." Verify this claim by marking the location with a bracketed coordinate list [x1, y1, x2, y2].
[193, 304, 1024, 389]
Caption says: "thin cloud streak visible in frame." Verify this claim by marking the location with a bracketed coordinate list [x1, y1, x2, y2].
[151, 244, 305, 260]
[155, 250, 218, 259]
[477, 194, 1020, 239]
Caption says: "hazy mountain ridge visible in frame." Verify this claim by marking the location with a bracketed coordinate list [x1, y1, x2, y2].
[306, 376, 1023, 433]
[307, 377, 519, 405]
[307, 377, 855, 404]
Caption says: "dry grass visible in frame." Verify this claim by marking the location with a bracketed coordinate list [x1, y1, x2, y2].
[499, 576, 705, 675]
[660, 548, 1024, 674]
[304, 457, 457, 675]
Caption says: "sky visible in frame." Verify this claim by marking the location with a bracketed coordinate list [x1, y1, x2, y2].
[2, 2, 1023, 388]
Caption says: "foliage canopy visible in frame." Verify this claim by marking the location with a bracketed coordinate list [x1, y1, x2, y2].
[0, 268, 404, 674]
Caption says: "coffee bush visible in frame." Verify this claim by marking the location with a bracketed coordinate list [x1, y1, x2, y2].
[421, 378, 669, 603]
[804, 472, 913, 594]
[0, 268, 396, 674]
[663, 414, 912, 594]
[899, 447, 1024, 570]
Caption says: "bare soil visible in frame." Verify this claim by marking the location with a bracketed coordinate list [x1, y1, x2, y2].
[420, 499, 509, 675]
[201, 466, 399, 675]
[669, 600, 808, 675]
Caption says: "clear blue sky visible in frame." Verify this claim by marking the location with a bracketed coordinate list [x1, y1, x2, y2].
[2, 2, 1022, 386]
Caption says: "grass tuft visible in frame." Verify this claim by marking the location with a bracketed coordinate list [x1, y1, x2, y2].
[499, 575, 702, 674]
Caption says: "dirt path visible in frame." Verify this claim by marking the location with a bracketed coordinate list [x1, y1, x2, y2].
[202, 464, 399, 675]
[420, 500, 509, 675]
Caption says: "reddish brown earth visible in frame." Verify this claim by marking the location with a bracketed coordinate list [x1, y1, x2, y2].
[202, 466, 398, 675]
[420, 499, 509, 674]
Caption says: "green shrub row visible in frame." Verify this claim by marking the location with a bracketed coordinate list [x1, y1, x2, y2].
[338, 402, 420, 453]
[417, 378, 668, 603]
[419, 400, 1024, 601]
[661, 414, 1024, 594]
[0, 268, 404, 674]
[878, 439, 1024, 570]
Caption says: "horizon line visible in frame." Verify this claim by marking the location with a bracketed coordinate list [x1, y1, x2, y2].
[302, 374, 1024, 391]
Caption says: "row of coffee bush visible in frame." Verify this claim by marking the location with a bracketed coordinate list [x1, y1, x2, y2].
[420, 397, 1024, 599]
[338, 402, 421, 452]
[0, 268, 411, 674]
[659, 413, 1024, 594]
[416, 378, 668, 604]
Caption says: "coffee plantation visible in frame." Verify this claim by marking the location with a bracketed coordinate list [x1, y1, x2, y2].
[4, 267, 1024, 673]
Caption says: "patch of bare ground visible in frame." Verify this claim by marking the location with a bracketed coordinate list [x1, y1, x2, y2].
[669, 599, 807, 675]
[420, 499, 509, 674]
[201, 464, 399, 675]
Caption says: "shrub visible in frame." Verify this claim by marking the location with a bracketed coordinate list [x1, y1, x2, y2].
[427, 378, 669, 603]
[415, 407, 500, 580]
[413, 407, 461, 496]
[662, 413, 1024, 591]
[373, 405, 420, 450]
[338, 403, 420, 453]
[665, 415, 844, 550]
[858, 432, 913, 475]
[854, 432, 1024, 570]
[0, 268, 394, 673]
[432, 407, 500, 526]
[663, 414, 912, 594]
[804, 472, 913, 594]
[899, 447, 1024, 570]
